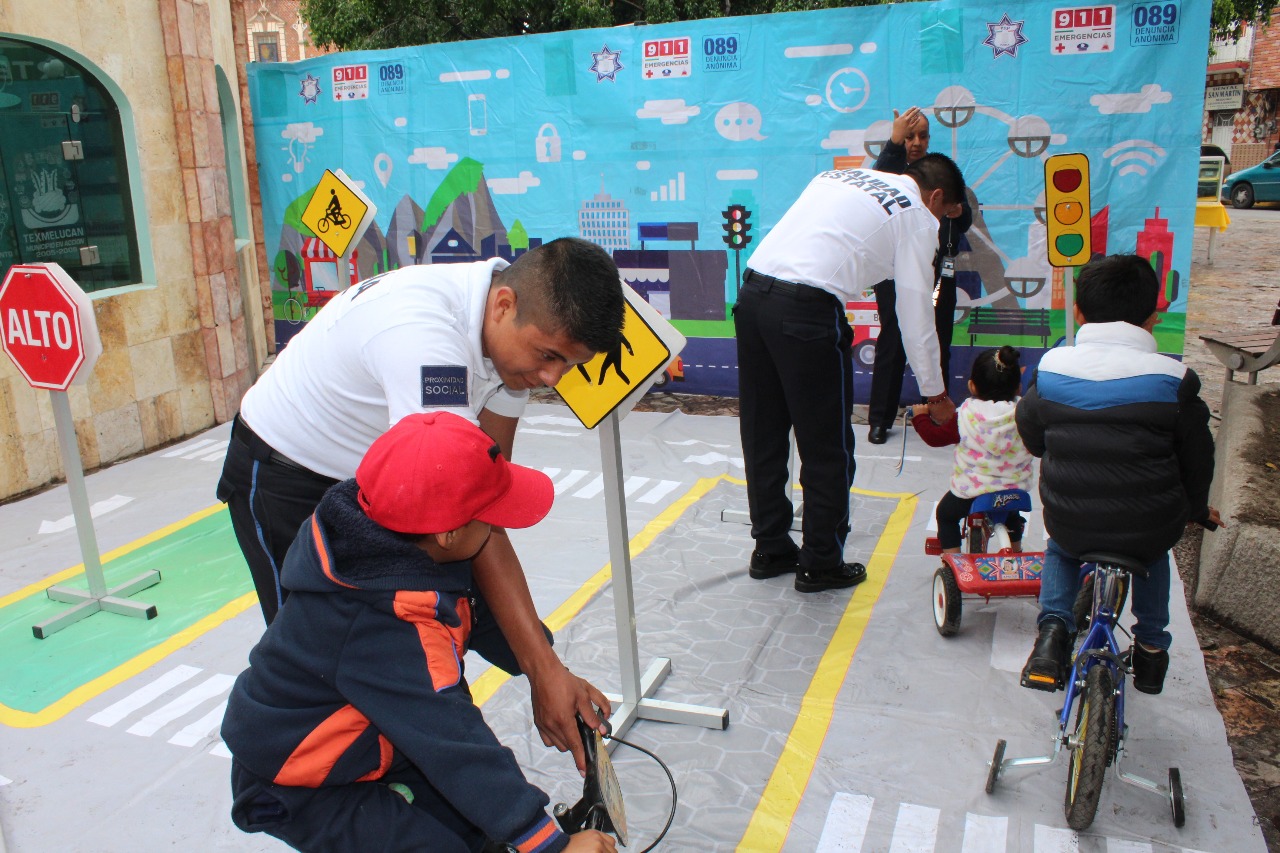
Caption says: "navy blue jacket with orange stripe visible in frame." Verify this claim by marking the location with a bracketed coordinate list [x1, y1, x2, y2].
[221, 479, 569, 853]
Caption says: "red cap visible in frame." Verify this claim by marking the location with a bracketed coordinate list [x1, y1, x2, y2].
[356, 412, 554, 534]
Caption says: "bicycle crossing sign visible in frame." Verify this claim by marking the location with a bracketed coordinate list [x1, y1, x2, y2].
[300, 168, 375, 257]
[556, 283, 685, 429]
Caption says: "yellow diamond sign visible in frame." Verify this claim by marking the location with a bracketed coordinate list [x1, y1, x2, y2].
[300, 169, 372, 257]
[556, 285, 682, 429]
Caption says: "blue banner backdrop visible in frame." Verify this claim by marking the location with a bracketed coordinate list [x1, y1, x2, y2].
[248, 0, 1209, 398]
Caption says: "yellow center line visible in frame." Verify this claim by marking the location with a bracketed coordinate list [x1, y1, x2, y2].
[737, 489, 917, 851]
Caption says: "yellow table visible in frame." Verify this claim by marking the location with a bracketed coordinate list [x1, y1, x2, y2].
[1195, 201, 1230, 262]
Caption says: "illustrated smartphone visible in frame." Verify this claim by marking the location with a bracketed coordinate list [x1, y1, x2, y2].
[468, 93, 487, 136]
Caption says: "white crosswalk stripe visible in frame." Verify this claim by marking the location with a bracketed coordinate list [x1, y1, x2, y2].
[161, 438, 229, 461]
[87, 666, 235, 758]
[819, 793, 1206, 852]
[542, 468, 682, 505]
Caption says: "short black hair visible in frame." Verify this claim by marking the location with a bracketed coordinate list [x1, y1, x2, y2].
[1075, 254, 1159, 326]
[970, 346, 1022, 402]
[904, 152, 965, 206]
[503, 237, 625, 353]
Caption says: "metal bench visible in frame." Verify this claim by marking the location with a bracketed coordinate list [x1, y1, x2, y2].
[967, 306, 1052, 348]
[1199, 327, 1280, 398]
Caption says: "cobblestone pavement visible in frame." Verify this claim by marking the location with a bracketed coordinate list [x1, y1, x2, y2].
[547, 206, 1280, 848]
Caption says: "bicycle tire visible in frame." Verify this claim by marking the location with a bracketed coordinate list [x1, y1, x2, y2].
[1072, 572, 1093, 634]
[932, 566, 962, 637]
[1065, 665, 1114, 831]
[317, 217, 329, 233]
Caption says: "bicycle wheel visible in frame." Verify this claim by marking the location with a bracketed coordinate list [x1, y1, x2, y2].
[1065, 665, 1115, 831]
[932, 566, 962, 637]
[1072, 572, 1094, 634]
[317, 217, 329, 233]
[283, 296, 304, 325]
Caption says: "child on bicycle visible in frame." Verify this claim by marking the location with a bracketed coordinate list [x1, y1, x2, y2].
[1015, 254, 1222, 696]
[222, 411, 616, 853]
[913, 345, 1035, 555]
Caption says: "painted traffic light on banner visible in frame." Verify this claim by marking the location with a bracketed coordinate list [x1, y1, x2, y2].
[1044, 154, 1091, 267]
[722, 205, 752, 249]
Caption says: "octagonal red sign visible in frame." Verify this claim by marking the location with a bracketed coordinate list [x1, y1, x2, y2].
[0, 263, 102, 391]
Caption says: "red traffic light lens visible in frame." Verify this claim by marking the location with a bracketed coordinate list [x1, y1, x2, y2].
[1052, 169, 1082, 193]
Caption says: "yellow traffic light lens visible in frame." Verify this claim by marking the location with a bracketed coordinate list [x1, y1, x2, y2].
[1053, 200, 1083, 225]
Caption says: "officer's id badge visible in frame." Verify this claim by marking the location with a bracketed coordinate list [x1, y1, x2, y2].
[421, 365, 469, 406]
[940, 255, 956, 279]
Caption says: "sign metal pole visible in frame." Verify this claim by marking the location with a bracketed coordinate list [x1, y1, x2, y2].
[33, 393, 160, 639]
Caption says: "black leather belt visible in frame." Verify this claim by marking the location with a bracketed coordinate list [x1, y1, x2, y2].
[232, 414, 310, 472]
[743, 269, 835, 302]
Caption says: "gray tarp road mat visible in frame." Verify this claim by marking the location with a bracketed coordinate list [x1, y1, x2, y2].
[0, 404, 1262, 851]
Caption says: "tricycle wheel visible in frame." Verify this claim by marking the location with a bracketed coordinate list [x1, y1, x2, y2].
[933, 566, 962, 636]
[986, 739, 1007, 794]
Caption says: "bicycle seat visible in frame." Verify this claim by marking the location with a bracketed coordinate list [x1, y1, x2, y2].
[1079, 552, 1149, 579]
[970, 489, 1032, 517]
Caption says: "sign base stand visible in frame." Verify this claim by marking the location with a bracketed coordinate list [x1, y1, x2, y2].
[32, 392, 161, 640]
[599, 411, 728, 744]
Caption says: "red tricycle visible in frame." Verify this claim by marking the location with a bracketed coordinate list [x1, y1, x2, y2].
[925, 488, 1045, 637]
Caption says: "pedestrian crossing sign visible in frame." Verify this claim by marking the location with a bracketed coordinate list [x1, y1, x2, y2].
[300, 169, 374, 258]
[556, 284, 685, 429]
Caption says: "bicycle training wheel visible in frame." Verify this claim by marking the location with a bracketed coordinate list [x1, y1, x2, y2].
[985, 739, 1006, 795]
[933, 566, 962, 636]
[1169, 768, 1185, 827]
[1065, 665, 1114, 831]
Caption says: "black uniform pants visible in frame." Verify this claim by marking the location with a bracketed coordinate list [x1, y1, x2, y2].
[734, 270, 855, 572]
[216, 415, 339, 625]
[866, 277, 958, 429]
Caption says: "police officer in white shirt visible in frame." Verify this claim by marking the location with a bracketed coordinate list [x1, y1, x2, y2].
[217, 237, 624, 774]
[735, 154, 964, 592]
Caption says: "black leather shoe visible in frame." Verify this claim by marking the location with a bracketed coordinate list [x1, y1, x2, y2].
[795, 561, 867, 593]
[1020, 617, 1072, 691]
[1131, 643, 1170, 695]
[867, 425, 889, 445]
[749, 549, 800, 580]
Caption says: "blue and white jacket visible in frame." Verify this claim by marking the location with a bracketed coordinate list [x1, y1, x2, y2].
[1015, 322, 1214, 563]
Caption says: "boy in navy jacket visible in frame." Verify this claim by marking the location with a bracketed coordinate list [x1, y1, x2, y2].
[222, 411, 615, 853]
[1015, 254, 1222, 696]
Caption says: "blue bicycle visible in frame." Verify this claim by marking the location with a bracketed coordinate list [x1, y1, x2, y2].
[985, 553, 1185, 832]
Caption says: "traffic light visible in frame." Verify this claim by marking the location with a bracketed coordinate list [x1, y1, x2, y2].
[722, 204, 752, 250]
[1044, 153, 1091, 267]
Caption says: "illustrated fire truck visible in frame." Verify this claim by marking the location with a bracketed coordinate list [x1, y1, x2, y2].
[846, 285, 880, 367]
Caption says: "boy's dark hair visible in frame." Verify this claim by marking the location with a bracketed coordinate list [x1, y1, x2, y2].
[1075, 254, 1159, 326]
[970, 345, 1022, 402]
[503, 237, 625, 353]
[904, 152, 966, 206]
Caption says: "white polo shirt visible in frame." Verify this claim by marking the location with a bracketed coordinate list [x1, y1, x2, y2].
[240, 259, 527, 479]
[747, 168, 945, 397]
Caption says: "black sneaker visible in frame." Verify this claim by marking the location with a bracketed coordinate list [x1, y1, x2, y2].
[749, 549, 800, 579]
[1131, 643, 1170, 695]
[795, 561, 867, 593]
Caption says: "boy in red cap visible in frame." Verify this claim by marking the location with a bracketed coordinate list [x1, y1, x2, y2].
[221, 412, 615, 853]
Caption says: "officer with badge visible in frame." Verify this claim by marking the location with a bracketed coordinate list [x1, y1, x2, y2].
[217, 236, 624, 774]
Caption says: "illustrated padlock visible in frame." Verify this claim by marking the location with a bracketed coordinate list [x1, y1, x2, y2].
[535, 123, 562, 163]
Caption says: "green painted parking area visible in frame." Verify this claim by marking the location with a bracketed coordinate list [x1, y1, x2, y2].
[0, 506, 256, 727]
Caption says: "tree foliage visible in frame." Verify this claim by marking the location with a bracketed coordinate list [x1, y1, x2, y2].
[302, 0, 897, 52]
[1210, 0, 1271, 43]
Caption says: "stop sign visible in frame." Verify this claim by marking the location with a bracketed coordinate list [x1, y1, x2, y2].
[0, 263, 102, 391]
